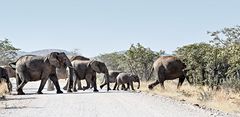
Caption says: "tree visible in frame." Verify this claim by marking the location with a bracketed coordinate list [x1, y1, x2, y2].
[97, 43, 164, 81]
[0, 39, 19, 65]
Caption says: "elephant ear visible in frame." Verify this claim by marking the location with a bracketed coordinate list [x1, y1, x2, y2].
[88, 60, 101, 73]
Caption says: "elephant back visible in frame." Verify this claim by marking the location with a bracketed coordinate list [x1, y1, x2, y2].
[70, 55, 90, 62]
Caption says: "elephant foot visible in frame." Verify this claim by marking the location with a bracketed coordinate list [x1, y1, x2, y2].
[37, 91, 43, 94]
[148, 85, 153, 90]
[83, 86, 89, 91]
[17, 91, 25, 95]
[67, 89, 72, 93]
[93, 89, 99, 92]
[73, 89, 78, 92]
[17, 89, 25, 95]
[57, 90, 63, 94]
[77, 87, 83, 90]
[63, 86, 67, 90]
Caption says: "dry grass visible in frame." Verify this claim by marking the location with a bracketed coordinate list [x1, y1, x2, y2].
[140, 80, 240, 113]
[0, 79, 9, 99]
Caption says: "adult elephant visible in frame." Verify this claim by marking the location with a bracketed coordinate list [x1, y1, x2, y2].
[114, 73, 140, 91]
[147, 56, 191, 90]
[100, 70, 121, 90]
[9, 52, 74, 95]
[65, 59, 110, 92]
[48, 55, 90, 91]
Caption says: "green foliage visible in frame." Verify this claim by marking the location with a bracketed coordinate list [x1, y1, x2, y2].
[124, 43, 163, 80]
[0, 39, 19, 65]
[176, 26, 240, 92]
[97, 43, 163, 80]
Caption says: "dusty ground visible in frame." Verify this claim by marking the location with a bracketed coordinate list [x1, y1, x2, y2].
[0, 79, 237, 117]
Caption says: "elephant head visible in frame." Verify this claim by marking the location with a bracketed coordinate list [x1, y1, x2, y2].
[45, 52, 74, 92]
[57, 52, 74, 92]
[88, 60, 110, 91]
[131, 74, 140, 89]
[44, 52, 62, 68]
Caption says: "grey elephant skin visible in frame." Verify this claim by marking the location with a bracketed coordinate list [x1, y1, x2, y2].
[114, 73, 140, 91]
[48, 55, 90, 91]
[0, 67, 12, 93]
[100, 70, 121, 90]
[9, 52, 74, 95]
[148, 56, 191, 90]
[70, 60, 110, 92]
[1, 65, 16, 78]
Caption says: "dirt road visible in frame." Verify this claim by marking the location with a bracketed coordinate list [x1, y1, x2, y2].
[0, 80, 235, 117]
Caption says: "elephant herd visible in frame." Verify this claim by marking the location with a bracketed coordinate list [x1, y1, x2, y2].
[0, 52, 191, 96]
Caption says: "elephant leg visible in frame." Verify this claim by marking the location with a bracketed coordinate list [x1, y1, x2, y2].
[122, 84, 127, 91]
[49, 75, 63, 94]
[117, 83, 120, 90]
[63, 79, 68, 90]
[77, 80, 83, 90]
[83, 74, 92, 91]
[148, 80, 160, 90]
[126, 83, 130, 89]
[16, 73, 22, 90]
[130, 82, 135, 91]
[92, 75, 99, 92]
[113, 82, 117, 90]
[47, 79, 55, 91]
[37, 79, 48, 94]
[16, 73, 28, 95]
[100, 82, 107, 89]
[177, 76, 185, 89]
[73, 75, 78, 92]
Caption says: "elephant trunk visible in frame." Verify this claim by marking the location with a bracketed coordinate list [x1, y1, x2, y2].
[62, 54, 74, 92]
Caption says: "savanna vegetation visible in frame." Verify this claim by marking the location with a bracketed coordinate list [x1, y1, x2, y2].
[0, 38, 19, 65]
[97, 26, 240, 113]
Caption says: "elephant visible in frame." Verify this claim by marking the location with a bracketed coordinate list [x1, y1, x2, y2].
[47, 55, 90, 91]
[0, 67, 12, 93]
[65, 59, 110, 92]
[114, 73, 140, 91]
[1, 65, 16, 78]
[9, 52, 74, 95]
[100, 70, 121, 90]
[147, 56, 191, 90]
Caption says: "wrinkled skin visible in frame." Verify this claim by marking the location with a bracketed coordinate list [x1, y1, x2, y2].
[47, 55, 90, 91]
[148, 56, 190, 90]
[1, 65, 16, 78]
[0, 67, 12, 92]
[100, 70, 121, 90]
[64, 60, 110, 92]
[9, 52, 73, 95]
[114, 73, 140, 91]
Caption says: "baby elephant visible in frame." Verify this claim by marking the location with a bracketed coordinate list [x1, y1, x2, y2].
[114, 73, 140, 91]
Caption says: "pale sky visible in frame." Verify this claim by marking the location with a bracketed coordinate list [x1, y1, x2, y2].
[0, 0, 239, 57]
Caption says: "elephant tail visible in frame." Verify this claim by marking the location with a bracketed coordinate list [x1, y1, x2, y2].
[147, 67, 154, 81]
[8, 62, 16, 70]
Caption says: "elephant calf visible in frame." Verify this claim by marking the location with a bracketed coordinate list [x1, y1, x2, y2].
[114, 73, 140, 91]
[100, 70, 121, 90]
